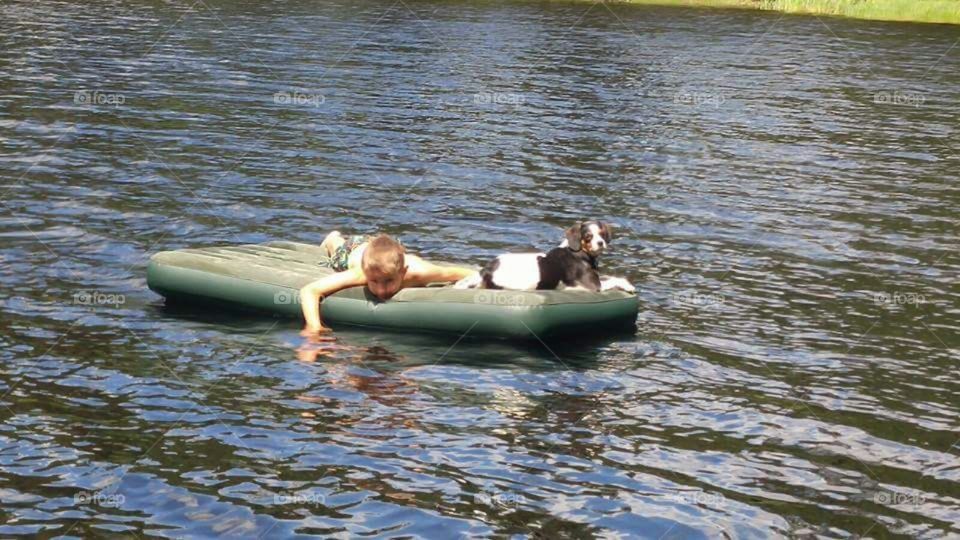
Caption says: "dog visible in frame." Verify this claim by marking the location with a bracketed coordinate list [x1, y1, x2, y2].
[453, 220, 636, 293]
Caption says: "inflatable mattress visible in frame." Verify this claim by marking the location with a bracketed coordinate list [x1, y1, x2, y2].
[147, 241, 639, 339]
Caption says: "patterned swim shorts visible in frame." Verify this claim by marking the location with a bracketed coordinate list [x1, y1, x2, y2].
[329, 235, 367, 271]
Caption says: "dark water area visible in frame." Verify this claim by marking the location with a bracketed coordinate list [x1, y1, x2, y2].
[1, 0, 958, 537]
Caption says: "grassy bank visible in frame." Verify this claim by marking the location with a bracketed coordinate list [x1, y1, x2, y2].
[601, 0, 960, 25]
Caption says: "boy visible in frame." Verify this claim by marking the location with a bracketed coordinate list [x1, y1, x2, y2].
[300, 232, 477, 334]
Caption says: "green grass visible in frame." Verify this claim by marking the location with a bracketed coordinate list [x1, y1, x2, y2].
[600, 0, 960, 25]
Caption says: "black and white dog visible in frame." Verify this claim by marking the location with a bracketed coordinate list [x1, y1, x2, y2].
[454, 221, 636, 293]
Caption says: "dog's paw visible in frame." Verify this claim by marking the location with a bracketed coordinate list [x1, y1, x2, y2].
[453, 273, 481, 289]
[602, 277, 636, 293]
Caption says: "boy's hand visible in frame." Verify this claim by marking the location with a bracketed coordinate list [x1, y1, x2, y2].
[301, 325, 333, 337]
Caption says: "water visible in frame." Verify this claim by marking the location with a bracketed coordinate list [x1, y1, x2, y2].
[1, 0, 958, 537]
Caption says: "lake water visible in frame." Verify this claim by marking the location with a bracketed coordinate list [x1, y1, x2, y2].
[1, 0, 958, 537]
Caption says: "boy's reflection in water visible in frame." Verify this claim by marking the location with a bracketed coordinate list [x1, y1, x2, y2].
[293, 336, 441, 503]
[295, 335, 420, 417]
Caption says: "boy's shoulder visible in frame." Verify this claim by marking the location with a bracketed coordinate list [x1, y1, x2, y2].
[403, 254, 432, 271]
[328, 266, 368, 284]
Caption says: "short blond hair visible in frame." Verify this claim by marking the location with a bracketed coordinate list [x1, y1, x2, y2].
[361, 234, 405, 275]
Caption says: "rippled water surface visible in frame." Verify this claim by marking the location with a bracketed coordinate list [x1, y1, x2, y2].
[1, 0, 959, 537]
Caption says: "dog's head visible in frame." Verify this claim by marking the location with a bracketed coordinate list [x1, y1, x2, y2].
[562, 220, 612, 257]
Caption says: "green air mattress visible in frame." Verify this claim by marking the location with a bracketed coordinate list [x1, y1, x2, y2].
[146, 241, 638, 339]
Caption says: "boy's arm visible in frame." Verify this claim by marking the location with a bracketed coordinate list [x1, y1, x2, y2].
[411, 262, 478, 285]
[300, 269, 366, 334]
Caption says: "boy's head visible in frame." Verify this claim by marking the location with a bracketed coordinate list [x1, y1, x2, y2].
[361, 234, 407, 300]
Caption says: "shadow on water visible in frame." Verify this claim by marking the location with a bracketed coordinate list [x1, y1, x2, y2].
[154, 297, 634, 371]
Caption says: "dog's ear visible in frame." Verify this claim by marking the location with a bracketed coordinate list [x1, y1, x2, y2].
[599, 221, 612, 243]
[565, 222, 583, 251]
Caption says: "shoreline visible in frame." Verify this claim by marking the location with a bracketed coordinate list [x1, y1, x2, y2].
[581, 0, 960, 25]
